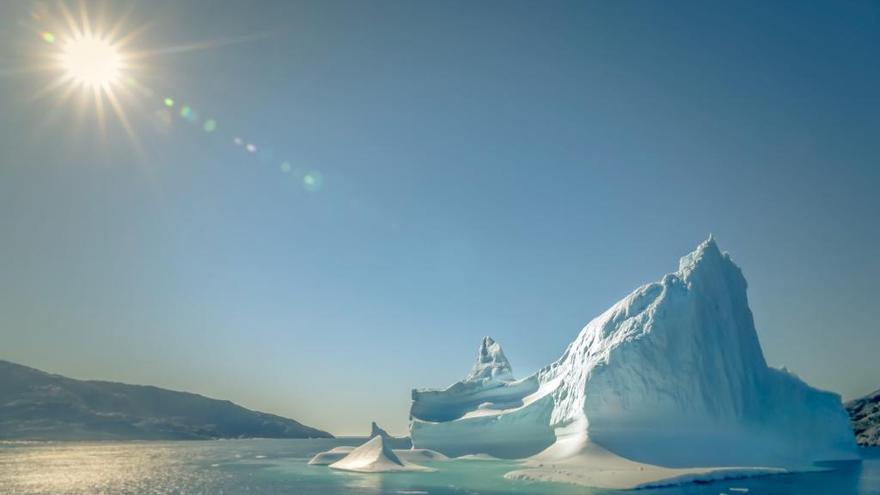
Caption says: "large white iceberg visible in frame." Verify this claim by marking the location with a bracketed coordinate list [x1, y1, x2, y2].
[410, 237, 858, 483]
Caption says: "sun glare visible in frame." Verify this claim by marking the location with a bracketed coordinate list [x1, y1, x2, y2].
[61, 36, 122, 88]
[22, 2, 148, 150]
[24, 3, 298, 174]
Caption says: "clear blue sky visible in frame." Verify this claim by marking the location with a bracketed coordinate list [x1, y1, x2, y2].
[1, 0, 878, 435]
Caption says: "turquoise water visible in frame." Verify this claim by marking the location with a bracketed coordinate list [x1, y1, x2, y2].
[1, 439, 878, 494]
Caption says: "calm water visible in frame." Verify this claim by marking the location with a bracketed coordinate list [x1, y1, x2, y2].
[1, 439, 878, 495]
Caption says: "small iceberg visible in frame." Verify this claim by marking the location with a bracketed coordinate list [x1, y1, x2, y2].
[329, 436, 435, 473]
[309, 421, 440, 468]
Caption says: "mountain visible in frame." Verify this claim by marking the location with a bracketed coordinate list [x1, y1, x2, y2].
[0, 360, 332, 441]
[410, 238, 858, 471]
[846, 389, 880, 446]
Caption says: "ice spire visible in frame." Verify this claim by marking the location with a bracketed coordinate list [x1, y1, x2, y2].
[370, 421, 389, 438]
[368, 421, 413, 449]
[465, 336, 514, 382]
[678, 235, 719, 269]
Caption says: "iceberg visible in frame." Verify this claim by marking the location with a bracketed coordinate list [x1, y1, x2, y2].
[410, 336, 552, 458]
[309, 422, 443, 467]
[409, 237, 858, 486]
[329, 435, 435, 473]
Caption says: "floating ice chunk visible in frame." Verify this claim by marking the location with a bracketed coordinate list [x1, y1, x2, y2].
[329, 436, 434, 473]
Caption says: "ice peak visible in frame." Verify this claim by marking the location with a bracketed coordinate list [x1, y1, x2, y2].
[465, 336, 514, 382]
[369, 421, 413, 449]
[677, 235, 728, 278]
[329, 435, 408, 471]
[370, 421, 389, 438]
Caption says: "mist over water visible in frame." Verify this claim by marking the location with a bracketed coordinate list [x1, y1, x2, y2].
[1, 440, 878, 495]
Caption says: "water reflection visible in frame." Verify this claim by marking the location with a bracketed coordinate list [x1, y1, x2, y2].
[0, 440, 877, 495]
[0, 442, 229, 494]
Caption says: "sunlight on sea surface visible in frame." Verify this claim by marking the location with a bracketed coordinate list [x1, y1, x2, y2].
[1, 440, 878, 495]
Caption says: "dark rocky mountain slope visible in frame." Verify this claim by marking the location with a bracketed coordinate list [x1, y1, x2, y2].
[847, 389, 880, 446]
[0, 360, 332, 441]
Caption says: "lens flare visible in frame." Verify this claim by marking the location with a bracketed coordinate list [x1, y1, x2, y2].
[303, 171, 323, 192]
[179, 105, 199, 123]
[23, 3, 328, 193]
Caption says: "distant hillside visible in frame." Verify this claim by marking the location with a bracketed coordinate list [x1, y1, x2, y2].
[846, 389, 880, 446]
[0, 360, 332, 441]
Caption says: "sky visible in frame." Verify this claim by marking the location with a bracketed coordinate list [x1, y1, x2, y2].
[0, 0, 878, 436]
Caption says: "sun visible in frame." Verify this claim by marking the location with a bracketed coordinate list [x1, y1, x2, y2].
[60, 35, 123, 89]
[21, 2, 148, 149]
[22, 2, 262, 157]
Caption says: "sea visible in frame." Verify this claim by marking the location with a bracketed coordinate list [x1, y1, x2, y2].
[1, 439, 878, 495]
